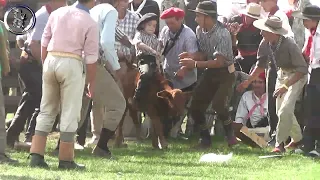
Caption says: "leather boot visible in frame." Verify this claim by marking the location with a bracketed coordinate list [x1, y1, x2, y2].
[223, 123, 238, 147]
[58, 141, 85, 170]
[92, 128, 115, 159]
[29, 135, 48, 168]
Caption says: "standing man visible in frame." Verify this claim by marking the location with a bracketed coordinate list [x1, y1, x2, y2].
[29, 0, 98, 169]
[115, 0, 139, 63]
[0, 0, 17, 164]
[292, 5, 320, 156]
[6, 0, 67, 147]
[89, 0, 126, 158]
[227, 3, 264, 74]
[179, 1, 237, 148]
[260, 0, 294, 145]
[129, 0, 160, 35]
[159, 7, 198, 137]
[238, 16, 308, 153]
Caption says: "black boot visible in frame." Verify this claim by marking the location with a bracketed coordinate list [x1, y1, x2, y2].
[92, 128, 115, 159]
[197, 129, 212, 149]
[29, 153, 49, 168]
[133, 79, 149, 111]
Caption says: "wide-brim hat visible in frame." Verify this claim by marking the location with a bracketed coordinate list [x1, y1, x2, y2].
[190, 1, 218, 17]
[137, 13, 158, 31]
[253, 16, 288, 35]
[292, 5, 320, 20]
[240, 3, 264, 19]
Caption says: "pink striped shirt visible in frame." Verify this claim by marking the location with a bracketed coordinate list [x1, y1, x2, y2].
[41, 6, 99, 64]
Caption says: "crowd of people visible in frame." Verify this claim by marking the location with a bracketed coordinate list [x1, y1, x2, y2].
[0, 0, 319, 171]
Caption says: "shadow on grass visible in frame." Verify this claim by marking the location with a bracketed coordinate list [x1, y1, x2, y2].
[0, 175, 38, 180]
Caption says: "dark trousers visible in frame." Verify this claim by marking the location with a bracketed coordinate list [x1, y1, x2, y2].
[76, 100, 92, 146]
[134, 54, 157, 110]
[236, 55, 257, 74]
[6, 61, 42, 145]
[302, 83, 320, 151]
[267, 67, 278, 137]
[189, 68, 235, 140]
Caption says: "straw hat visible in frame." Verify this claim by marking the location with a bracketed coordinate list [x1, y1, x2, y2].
[253, 16, 288, 35]
[241, 3, 263, 19]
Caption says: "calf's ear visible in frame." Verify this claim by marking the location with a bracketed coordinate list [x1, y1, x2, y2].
[157, 90, 173, 99]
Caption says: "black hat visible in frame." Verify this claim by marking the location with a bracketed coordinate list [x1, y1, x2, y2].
[292, 5, 320, 20]
[190, 1, 217, 18]
[137, 13, 158, 31]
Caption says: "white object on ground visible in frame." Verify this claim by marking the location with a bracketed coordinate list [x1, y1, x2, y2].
[199, 153, 233, 163]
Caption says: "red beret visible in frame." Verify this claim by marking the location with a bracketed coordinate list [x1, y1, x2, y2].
[0, 0, 6, 7]
[258, 72, 266, 81]
[160, 7, 185, 19]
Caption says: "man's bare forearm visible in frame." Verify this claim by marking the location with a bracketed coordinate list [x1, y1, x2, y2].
[285, 72, 305, 87]
[29, 41, 42, 61]
[192, 52, 206, 61]
[86, 62, 97, 85]
[41, 46, 48, 64]
[248, 67, 265, 83]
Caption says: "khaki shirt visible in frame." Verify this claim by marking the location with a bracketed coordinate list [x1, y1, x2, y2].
[256, 37, 308, 74]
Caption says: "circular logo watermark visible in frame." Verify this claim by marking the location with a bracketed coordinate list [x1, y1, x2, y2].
[4, 5, 36, 35]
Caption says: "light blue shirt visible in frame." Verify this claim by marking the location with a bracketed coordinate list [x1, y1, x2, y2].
[90, 3, 120, 70]
[159, 25, 198, 89]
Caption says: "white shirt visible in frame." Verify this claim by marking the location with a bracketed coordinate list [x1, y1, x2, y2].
[90, 4, 120, 71]
[28, 6, 50, 42]
[274, 10, 294, 38]
[310, 23, 320, 69]
[235, 91, 268, 127]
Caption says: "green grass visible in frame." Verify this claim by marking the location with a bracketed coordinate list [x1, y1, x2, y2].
[1, 135, 320, 180]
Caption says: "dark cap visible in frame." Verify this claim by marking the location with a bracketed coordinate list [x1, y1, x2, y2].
[137, 13, 158, 31]
[190, 1, 217, 18]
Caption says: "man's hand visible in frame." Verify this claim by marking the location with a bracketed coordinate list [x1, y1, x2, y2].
[175, 66, 188, 80]
[179, 52, 193, 60]
[179, 58, 196, 68]
[273, 86, 288, 98]
[237, 80, 250, 92]
[226, 22, 243, 35]
[86, 82, 95, 98]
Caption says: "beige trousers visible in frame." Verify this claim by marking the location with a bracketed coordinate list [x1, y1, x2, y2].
[35, 55, 85, 137]
[275, 69, 307, 146]
[90, 64, 126, 133]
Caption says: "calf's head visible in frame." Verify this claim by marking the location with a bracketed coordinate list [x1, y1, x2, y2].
[157, 89, 192, 116]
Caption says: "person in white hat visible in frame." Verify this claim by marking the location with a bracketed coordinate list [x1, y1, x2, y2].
[237, 16, 308, 153]
[227, 3, 264, 74]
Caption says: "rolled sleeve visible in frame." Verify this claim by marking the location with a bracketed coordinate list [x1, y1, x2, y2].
[41, 15, 53, 48]
[101, 10, 120, 70]
[84, 23, 99, 64]
[213, 30, 234, 65]
[256, 39, 269, 69]
[286, 38, 308, 74]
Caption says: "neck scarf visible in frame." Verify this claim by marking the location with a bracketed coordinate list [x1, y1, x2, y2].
[130, 0, 147, 17]
[303, 28, 316, 63]
[245, 92, 267, 120]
